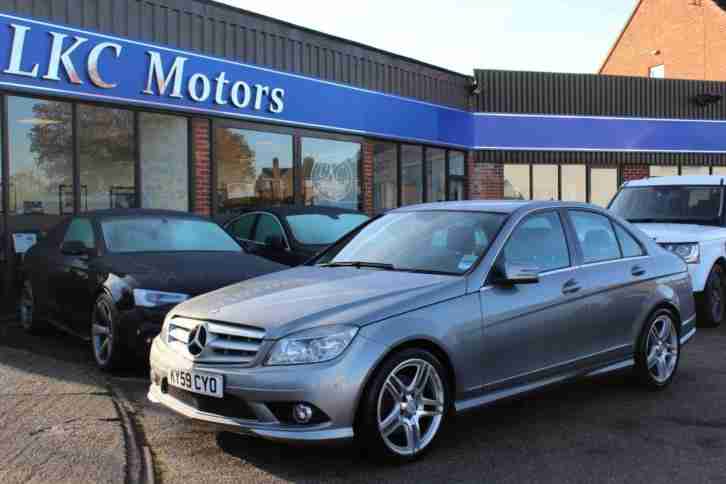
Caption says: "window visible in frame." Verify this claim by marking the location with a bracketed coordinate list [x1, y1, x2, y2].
[714, 167, 726, 175]
[373, 142, 397, 212]
[79, 105, 136, 210]
[590, 168, 618, 207]
[532, 165, 558, 200]
[320, 211, 507, 275]
[302, 137, 361, 210]
[649, 64, 665, 78]
[101, 217, 240, 253]
[503, 165, 530, 200]
[681, 166, 710, 176]
[426, 148, 446, 202]
[401, 145, 423, 205]
[215, 128, 294, 213]
[139, 113, 189, 211]
[650, 166, 678, 177]
[63, 218, 95, 249]
[285, 213, 370, 245]
[611, 186, 722, 223]
[228, 214, 257, 240]
[254, 214, 286, 246]
[503, 211, 570, 273]
[614, 224, 645, 258]
[569, 211, 621, 263]
[561, 165, 586, 202]
[8, 96, 73, 216]
[449, 151, 466, 201]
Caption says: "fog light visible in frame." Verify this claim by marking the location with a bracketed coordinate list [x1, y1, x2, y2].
[292, 403, 313, 424]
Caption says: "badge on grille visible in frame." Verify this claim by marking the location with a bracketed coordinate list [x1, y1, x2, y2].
[187, 323, 209, 356]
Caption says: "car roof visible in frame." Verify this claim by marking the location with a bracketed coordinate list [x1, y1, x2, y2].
[80, 209, 211, 221]
[625, 175, 726, 187]
[390, 200, 600, 214]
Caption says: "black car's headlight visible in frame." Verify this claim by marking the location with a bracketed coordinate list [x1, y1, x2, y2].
[661, 243, 700, 264]
[266, 325, 359, 366]
[133, 289, 189, 308]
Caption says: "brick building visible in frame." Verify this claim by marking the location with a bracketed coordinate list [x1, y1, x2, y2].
[601, 0, 726, 80]
[3, 0, 726, 296]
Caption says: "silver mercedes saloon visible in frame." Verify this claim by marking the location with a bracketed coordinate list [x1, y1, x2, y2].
[148, 201, 696, 461]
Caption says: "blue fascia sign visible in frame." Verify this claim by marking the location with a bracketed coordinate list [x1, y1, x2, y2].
[1, 12, 726, 153]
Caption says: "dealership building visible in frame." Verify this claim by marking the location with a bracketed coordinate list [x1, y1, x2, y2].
[3, 0, 726, 298]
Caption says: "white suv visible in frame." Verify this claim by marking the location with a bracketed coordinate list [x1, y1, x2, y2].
[610, 175, 726, 327]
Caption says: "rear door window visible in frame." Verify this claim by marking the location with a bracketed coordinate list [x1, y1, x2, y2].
[569, 211, 622, 263]
[254, 214, 286, 246]
[228, 214, 256, 241]
[63, 218, 96, 249]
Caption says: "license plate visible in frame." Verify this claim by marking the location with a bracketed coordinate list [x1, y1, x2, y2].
[168, 369, 224, 399]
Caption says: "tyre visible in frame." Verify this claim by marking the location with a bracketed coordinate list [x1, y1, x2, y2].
[698, 265, 725, 328]
[634, 308, 680, 390]
[19, 279, 45, 333]
[356, 348, 450, 462]
[91, 293, 125, 371]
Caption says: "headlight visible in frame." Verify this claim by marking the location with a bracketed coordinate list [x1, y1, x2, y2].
[133, 289, 189, 308]
[266, 325, 359, 366]
[661, 243, 700, 264]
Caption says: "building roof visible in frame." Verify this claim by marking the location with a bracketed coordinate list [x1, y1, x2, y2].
[626, 175, 726, 187]
[598, 0, 644, 74]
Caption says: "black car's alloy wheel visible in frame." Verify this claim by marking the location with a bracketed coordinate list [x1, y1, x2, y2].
[357, 348, 449, 462]
[91, 294, 124, 371]
[635, 308, 680, 390]
[699, 265, 725, 328]
[19, 280, 44, 333]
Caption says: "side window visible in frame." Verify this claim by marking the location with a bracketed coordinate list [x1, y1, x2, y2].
[614, 223, 645, 258]
[63, 218, 96, 249]
[229, 214, 256, 240]
[254, 214, 286, 246]
[569, 211, 621, 263]
[503, 211, 570, 273]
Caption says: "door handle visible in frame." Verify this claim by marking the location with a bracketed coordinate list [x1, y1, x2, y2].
[562, 279, 581, 295]
[631, 265, 646, 277]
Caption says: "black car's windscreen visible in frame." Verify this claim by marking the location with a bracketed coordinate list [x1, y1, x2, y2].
[285, 213, 370, 245]
[318, 211, 507, 275]
[101, 217, 242, 253]
[610, 186, 723, 224]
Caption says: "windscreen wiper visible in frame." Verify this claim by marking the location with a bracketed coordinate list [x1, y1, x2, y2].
[319, 261, 396, 270]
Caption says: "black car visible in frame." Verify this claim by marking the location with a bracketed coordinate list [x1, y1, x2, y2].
[19, 209, 285, 370]
[221, 206, 370, 266]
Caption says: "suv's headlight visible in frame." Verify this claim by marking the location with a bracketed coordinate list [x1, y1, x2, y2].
[133, 289, 189, 308]
[266, 325, 359, 366]
[661, 243, 700, 264]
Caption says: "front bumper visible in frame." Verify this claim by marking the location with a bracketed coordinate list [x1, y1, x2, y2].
[147, 334, 383, 443]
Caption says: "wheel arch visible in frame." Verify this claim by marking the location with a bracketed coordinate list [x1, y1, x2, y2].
[353, 337, 457, 428]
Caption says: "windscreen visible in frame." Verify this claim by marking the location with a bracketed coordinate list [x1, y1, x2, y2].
[610, 186, 723, 225]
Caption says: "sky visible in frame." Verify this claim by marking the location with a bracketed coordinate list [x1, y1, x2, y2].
[215, 0, 640, 75]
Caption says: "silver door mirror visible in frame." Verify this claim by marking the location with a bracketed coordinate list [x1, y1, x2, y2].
[493, 261, 540, 285]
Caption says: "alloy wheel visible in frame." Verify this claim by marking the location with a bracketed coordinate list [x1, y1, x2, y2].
[646, 315, 678, 383]
[376, 358, 445, 456]
[92, 299, 115, 366]
[19, 281, 34, 330]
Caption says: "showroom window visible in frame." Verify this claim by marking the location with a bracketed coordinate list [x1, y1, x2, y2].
[139, 113, 189, 211]
[561, 165, 586, 202]
[503, 164, 530, 200]
[401, 144, 424, 205]
[302, 137, 361, 210]
[215, 127, 294, 213]
[449, 151, 467, 201]
[532, 165, 558, 200]
[650, 166, 678, 177]
[79, 105, 136, 210]
[590, 167, 618, 207]
[7, 96, 74, 217]
[373, 142, 397, 212]
[713, 167, 726, 175]
[681, 165, 710, 176]
[426, 148, 446, 203]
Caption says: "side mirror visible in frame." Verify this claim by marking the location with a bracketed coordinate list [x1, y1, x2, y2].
[492, 260, 540, 285]
[265, 235, 287, 251]
[61, 240, 90, 257]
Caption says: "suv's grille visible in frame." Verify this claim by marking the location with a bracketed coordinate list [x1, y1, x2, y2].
[167, 316, 266, 365]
